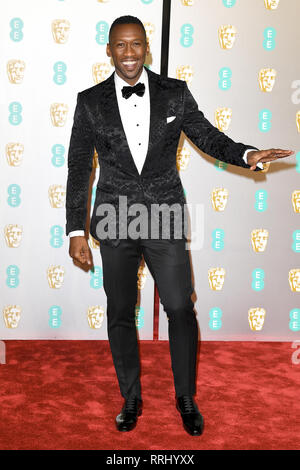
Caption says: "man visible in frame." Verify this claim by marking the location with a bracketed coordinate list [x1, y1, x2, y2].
[65, 16, 293, 436]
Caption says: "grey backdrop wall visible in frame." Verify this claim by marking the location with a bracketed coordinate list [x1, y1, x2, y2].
[158, 0, 300, 341]
[0, 0, 162, 339]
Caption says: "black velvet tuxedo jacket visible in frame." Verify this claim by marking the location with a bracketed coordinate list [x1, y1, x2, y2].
[65, 66, 259, 246]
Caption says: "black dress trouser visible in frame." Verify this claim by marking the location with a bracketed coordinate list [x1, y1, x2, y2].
[99, 238, 198, 400]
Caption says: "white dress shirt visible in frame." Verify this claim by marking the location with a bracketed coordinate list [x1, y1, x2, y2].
[69, 74, 261, 238]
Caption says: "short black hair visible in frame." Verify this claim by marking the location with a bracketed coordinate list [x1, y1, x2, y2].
[109, 15, 147, 43]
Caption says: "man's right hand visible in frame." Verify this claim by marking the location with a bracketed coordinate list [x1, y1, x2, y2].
[69, 236, 93, 266]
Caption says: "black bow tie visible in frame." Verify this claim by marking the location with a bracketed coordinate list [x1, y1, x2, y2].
[121, 82, 145, 99]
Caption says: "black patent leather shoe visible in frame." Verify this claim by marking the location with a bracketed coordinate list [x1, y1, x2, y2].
[176, 395, 204, 436]
[115, 397, 143, 432]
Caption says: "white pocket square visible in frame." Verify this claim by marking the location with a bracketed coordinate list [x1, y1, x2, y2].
[166, 115, 176, 123]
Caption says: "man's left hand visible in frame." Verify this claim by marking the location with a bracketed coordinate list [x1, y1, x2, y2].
[247, 149, 294, 171]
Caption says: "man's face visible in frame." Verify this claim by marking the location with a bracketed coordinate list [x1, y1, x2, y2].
[106, 23, 149, 85]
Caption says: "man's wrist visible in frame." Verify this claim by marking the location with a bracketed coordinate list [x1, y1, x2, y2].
[69, 230, 85, 238]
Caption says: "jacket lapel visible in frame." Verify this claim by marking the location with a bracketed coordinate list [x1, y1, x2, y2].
[100, 67, 167, 177]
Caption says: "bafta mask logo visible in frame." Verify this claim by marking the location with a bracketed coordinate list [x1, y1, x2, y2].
[208, 267, 226, 291]
[6, 143, 24, 166]
[292, 190, 300, 213]
[87, 306, 104, 329]
[7, 60, 25, 84]
[47, 265, 65, 289]
[3, 305, 21, 329]
[89, 233, 100, 249]
[176, 66, 194, 86]
[137, 263, 147, 290]
[264, 0, 280, 10]
[248, 308, 266, 331]
[181, 0, 195, 5]
[50, 103, 68, 127]
[211, 187, 229, 212]
[52, 19, 70, 44]
[258, 68, 276, 92]
[251, 229, 269, 252]
[215, 107, 232, 132]
[92, 62, 111, 84]
[289, 269, 300, 292]
[296, 111, 300, 133]
[261, 162, 270, 173]
[176, 147, 191, 171]
[4, 224, 23, 248]
[218, 25, 237, 50]
[48, 184, 66, 208]
[143, 22, 155, 46]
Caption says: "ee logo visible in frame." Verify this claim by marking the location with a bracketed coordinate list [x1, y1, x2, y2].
[292, 230, 300, 253]
[135, 306, 145, 329]
[50, 225, 64, 248]
[10, 18, 24, 42]
[295, 152, 300, 173]
[49, 305, 62, 328]
[263, 27, 276, 51]
[51, 144, 65, 167]
[90, 266, 103, 289]
[222, 0, 237, 7]
[218, 67, 232, 91]
[259, 109, 272, 133]
[255, 190, 268, 212]
[252, 269, 265, 291]
[9, 102, 22, 126]
[212, 229, 225, 251]
[209, 308, 223, 330]
[7, 184, 21, 207]
[289, 308, 300, 332]
[6, 265, 20, 288]
[180, 24, 194, 48]
[53, 62, 67, 85]
[96, 21, 109, 45]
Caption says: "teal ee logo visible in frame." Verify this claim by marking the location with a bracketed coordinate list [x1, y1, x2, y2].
[263, 27, 276, 51]
[10, 18, 24, 42]
[259, 109, 272, 133]
[92, 186, 97, 205]
[51, 144, 65, 167]
[9, 102, 22, 125]
[292, 230, 300, 252]
[252, 269, 265, 291]
[289, 308, 300, 332]
[209, 307, 222, 330]
[53, 61, 67, 85]
[255, 189, 268, 212]
[50, 225, 64, 248]
[141, 0, 154, 3]
[90, 266, 103, 289]
[212, 229, 225, 251]
[7, 184, 21, 207]
[180, 24, 194, 48]
[218, 67, 232, 90]
[295, 152, 300, 173]
[215, 160, 228, 171]
[222, 0, 237, 7]
[6, 265, 20, 288]
[135, 306, 145, 329]
[96, 21, 109, 45]
[49, 305, 62, 328]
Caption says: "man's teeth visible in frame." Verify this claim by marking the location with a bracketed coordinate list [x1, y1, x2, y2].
[123, 61, 137, 65]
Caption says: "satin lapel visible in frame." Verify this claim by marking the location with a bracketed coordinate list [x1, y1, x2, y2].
[141, 68, 167, 176]
[101, 72, 139, 177]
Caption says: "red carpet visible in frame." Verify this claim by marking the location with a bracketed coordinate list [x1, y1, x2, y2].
[0, 340, 299, 450]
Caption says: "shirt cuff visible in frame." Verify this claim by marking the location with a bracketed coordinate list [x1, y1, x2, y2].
[243, 149, 263, 169]
[69, 230, 85, 238]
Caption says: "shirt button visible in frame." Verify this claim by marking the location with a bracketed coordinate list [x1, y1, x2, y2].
[137, 124, 139, 126]
[139, 143, 141, 146]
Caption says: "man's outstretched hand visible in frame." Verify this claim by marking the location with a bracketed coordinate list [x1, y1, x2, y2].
[69, 236, 93, 267]
[247, 149, 294, 170]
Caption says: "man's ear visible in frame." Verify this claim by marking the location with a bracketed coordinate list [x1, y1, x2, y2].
[106, 43, 111, 57]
